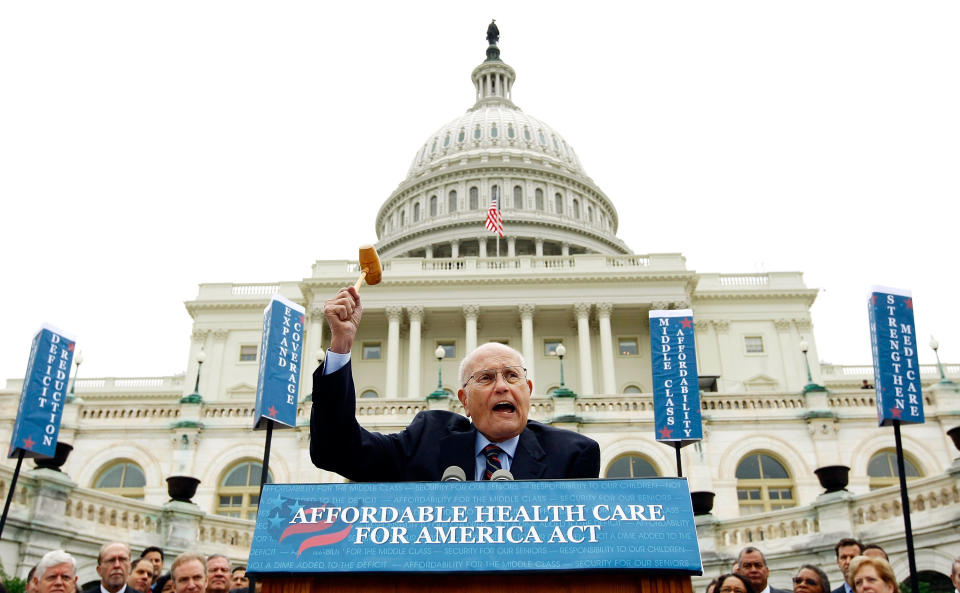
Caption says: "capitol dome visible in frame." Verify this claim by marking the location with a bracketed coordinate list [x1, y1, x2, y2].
[375, 25, 631, 259]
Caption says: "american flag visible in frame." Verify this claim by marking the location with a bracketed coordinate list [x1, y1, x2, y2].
[484, 196, 503, 237]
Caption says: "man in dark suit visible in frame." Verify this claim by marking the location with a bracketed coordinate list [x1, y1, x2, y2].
[830, 539, 864, 593]
[81, 543, 142, 593]
[735, 547, 791, 593]
[310, 286, 600, 481]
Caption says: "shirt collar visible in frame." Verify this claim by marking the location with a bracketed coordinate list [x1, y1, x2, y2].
[474, 432, 520, 459]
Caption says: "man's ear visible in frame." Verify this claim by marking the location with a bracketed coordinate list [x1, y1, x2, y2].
[457, 389, 469, 415]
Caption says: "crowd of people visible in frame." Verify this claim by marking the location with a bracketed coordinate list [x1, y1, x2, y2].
[13, 538, 960, 593]
[706, 541, 960, 593]
[15, 544, 256, 593]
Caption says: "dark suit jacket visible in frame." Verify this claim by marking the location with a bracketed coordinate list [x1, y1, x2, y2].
[831, 585, 851, 593]
[309, 361, 600, 481]
[770, 587, 792, 593]
[82, 585, 143, 593]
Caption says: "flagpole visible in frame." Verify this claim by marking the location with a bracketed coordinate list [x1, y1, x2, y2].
[0, 450, 26, 538]
[894, 420, 919, 593]
[674, 442, 683, 477]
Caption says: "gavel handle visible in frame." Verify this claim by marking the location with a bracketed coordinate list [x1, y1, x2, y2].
[353, 270, 367, 291]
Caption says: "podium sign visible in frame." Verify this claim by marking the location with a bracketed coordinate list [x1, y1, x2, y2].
[247, 478, 701, 575]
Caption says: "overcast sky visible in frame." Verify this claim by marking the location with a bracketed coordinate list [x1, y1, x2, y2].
[2, 1, 958, 383]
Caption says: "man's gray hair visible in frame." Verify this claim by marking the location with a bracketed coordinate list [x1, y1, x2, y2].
[35, 550, 76, 581]
[736, 546, 767, 565]
[97, 542, 131, 564]
[458, 342, 526, 387]
[951, 556, 960, 578]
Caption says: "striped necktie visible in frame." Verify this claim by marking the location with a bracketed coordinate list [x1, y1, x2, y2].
[482, 444, 504, 480]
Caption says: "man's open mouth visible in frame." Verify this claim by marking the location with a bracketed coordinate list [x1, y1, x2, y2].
[493, 401, 515, 412]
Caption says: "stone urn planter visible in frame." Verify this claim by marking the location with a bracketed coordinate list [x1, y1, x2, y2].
[166, 476, 201, 503]
[814, 465, 850, 493]
[690, 491, 716, 516]
[33, 442, 73, 471]
[947, 426, 960, 452]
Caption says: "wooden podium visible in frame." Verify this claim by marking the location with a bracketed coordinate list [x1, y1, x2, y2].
[261, 571, 693, 593]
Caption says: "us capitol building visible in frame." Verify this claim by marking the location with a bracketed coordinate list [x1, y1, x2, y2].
[2, 25, 959, 591]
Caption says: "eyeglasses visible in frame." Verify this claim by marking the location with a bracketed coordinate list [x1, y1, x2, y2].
[463, 366, 527, 387]
[793, 578, 820, 587]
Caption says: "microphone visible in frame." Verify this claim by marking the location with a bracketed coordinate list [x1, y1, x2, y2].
[441, 466, 466, 482]
[490, 469, 514, 481]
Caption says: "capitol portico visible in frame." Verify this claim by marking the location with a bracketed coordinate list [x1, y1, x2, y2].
[2, 23, 959, 593]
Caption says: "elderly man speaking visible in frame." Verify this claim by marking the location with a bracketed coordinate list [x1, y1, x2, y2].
[310, 287, 600, 482]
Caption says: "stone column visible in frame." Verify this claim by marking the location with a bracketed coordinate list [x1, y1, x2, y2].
[425, 245, 433, 259]
[209, 329, 228, 398]
[507, 237, 516, 257]
[451, 240, 459, 258]
[597, 303, 616, 395]
[774, 319, 800, 391]
[519, 304, 536, 388]
[385, 306, 403, 398]
[712, 320, 730, 391]
[535, 239, 544, 257]
[407, 306, 423, 398]
[574, 303, 594, 394]
[561, 243, 570, 256]
[463, 304, 479, 354]
[479, 239, 487, 258]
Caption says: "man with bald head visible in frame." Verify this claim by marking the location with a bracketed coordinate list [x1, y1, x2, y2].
[310, 286, 600, 481]
[83, 543, 138, 593]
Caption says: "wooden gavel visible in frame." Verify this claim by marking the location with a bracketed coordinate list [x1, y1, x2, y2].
[353, 245, 382, 291]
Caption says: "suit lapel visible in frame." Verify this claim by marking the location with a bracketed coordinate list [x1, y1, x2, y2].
[435, 427, 477, 480]
[510, 427, 547, 479]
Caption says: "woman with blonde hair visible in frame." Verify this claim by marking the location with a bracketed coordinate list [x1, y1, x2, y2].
[849, 556, 897, 593]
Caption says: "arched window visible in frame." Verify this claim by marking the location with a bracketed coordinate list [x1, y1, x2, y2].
[448, 190, 457, 213]
[535, 188, 544, 210]
[413, 202, 420, 222]
[507, 124, 515, 139]
[443, 133, 450, 147]
[490, 123, 498, 138]
[736, 452, 795, 515]
[606, 454, 659, 478]
[474, 125, 482, 140]
[457, 129, 465, 143]
[588, 206, 594, 222]
[572, 199, 580, 218]
[491, 185, 499, 206]
[623, 385, 643, 394]
[216, 460, 274, 519]
[513, 185, 523, 209]
[93, 460, 146, 500]
[400, 210, 406, 226]
[867, 449, 922, 490]
[555, 193, 564, 214]
[429, 195, 438, 216]
[360, 389, 378, 399]
[469, 187, 479, 210]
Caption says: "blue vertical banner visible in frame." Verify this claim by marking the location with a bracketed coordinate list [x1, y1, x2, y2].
[868, 286, 924, 426]
[254, 295, 306, 430]
[8, 324, 76, 459]
[649, 309, 702, 445]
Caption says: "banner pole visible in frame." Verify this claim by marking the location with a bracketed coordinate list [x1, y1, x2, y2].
[259, 420, 274, 498]
[674, 442, 683, 477]
[0, 450, 26, 538]
[893, 420, 919, 593]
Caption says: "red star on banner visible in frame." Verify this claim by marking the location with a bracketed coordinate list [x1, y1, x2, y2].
[23, 436, 35, 450]
[299, 315, 305, 324]
[890, 407, 902, 419]
[268, 406, 278, 417]
[658, 426, 673, 439]
[905, 299, 913, 309]
[871, 295, 877, 305]
[68, 342, 75, 351]
[680, 318, 692, 329]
